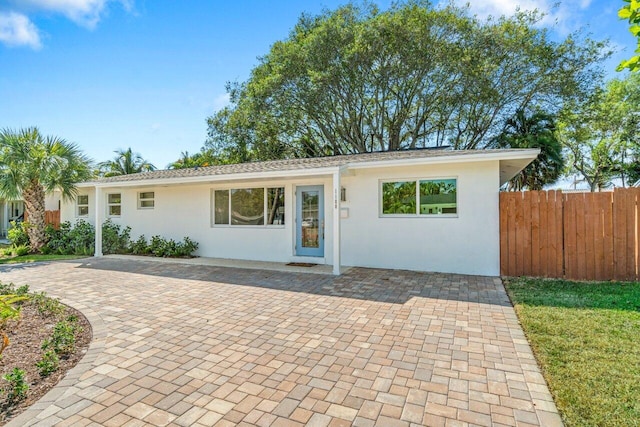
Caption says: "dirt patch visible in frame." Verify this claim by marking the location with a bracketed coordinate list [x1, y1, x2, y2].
[0, 302, 92, 425]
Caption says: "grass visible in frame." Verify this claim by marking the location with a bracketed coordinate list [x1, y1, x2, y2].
[504, 277, 640, 427]
[0, 252, 87, 265]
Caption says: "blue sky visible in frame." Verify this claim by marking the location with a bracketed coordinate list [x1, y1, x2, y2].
[0, 0, 635, 168]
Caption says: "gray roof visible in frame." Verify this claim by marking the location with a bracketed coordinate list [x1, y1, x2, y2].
[88, 148, 536, 185]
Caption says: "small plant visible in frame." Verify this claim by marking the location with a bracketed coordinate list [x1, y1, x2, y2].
[13, 245, 30, 256]
[2, 368, 29, 403]
[7, 221, 29, 247]
[0, 282, 17, 295]
[31, 292, 64, 318]
[42, 318, 79, 356]
[15, 285, 29, 296]
[36, 350, 59, 377]
[1, 247, 12, 257]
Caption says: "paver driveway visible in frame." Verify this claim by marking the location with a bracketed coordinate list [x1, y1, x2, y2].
[0, 258, 562, 427]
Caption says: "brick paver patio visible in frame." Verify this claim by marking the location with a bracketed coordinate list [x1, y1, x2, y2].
[0, 258, 562, 427]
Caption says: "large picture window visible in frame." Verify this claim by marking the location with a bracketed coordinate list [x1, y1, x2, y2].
[213, 187, 285, 226]
[381, 178, 457, 216]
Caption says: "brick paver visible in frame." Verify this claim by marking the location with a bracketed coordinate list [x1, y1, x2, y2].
[0, 257, 563, 426]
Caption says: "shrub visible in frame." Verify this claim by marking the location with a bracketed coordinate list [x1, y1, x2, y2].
[147, 235, 198, 257]
[1, 247, 12, 257]
[7, 221, 28, 247]
[0, 295, 27, 324]
[36, 350, 59, 377]
[0, 294, 28, 358]
[177, 237, 198, 257]
[2, 368, 28, 403]
[45, 220, 94, 255]
[102, 219, 131, 254]
[129, 235, 149, 255]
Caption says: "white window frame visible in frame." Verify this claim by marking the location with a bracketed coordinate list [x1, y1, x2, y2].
[211, 187, 285, 228]
[107, 193, 122, 217]
[379, 177, 458, 218]
[138, 191, 155, 209]
[77, 195, 89, 217]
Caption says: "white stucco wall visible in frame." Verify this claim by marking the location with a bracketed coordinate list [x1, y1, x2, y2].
[60, 159, 501, 275]
[45, 190, 61, 211]
[340, 160, 500, 276]
[62, 177, 336, 264]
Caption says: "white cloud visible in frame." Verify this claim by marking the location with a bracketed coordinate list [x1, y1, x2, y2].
[445, 0, 593, 33]
[14, 0, 108, 28]
[6, 0, 134, 30]
[0, 12, 41, 49]
[212, 93, 230, 111]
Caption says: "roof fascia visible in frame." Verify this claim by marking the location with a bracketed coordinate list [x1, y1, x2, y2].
[344, 149, 540, 171]
[82, 166, 342, 188]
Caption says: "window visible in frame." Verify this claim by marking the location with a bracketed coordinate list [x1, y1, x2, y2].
[381, 178, 457, 216]
[107, 193, 121, 216]
[267, 187, 285, 225]
[382, 181, 416, 214]
[77, 195, 88, 217]
[214, 190, 229, 225]
[419, 179, 457, 215]
[231, 188, 264, 225]
[213, 187, 285, 226]
[138, 192, 155, 209]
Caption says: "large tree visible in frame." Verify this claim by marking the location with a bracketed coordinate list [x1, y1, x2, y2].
[206, 1, 608, 161]
[98, 148, 156, 177]
[618, 0, 640, 72]
[491, 109, 564, 190]
[558, 74, 640, 191]
[0, 127, 93, 251]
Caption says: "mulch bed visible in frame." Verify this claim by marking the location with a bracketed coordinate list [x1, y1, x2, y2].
[0, 303, 92, 425]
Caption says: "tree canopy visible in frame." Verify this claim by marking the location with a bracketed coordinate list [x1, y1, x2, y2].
[98, 148, 156, 177]
[491, 109, 564, 190]
[0, 127, 93, 251]
[558, 73, 640, 191]
[206, 1, 609, 162]
[618, 0, 640, 72]
[167, 149, 217, 169]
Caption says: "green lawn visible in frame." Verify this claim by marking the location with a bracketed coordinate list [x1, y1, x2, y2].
[0, 254, 87, 264]
[504, 277, 640, 427]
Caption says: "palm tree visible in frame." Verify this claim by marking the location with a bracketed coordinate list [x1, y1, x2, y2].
[492, 109, 565, 191]
[0, 127, 93, 251]
[98, 148, 156, 177]
[167, 150, 217, 169]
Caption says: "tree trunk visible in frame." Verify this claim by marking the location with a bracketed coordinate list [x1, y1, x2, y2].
[22, 180, 46, 252]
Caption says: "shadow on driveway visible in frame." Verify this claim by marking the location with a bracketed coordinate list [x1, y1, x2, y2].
[71, 257, 511, 306]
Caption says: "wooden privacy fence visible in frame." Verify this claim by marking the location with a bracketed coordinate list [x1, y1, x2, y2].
[23, 210, 61, 229]
[500, 189, 639, 281]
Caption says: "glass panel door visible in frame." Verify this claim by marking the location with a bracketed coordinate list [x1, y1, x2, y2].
[296, 186, 324, 257]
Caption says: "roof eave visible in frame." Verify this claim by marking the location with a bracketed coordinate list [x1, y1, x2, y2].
[345, 149, 540, 171]
[79, 166, 342, 188]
